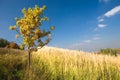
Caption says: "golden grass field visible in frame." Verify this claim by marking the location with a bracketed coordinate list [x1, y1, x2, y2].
[0, 46, 120, 80]
[31, 46, 120, 80]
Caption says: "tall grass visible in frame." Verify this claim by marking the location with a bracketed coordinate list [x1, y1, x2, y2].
[30, 46, 120, 80]
[0, 46, 120, 80]
[0, 54, 27, 80]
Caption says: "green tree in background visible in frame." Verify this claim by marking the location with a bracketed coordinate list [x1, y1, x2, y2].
[0, 38, 10, 48]
[100, 48, 120, 56]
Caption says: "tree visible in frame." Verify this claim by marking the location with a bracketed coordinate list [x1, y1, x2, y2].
[100, 48, 118, 56]
[9, 5, 55, 69]
[0, 38, 10, 48]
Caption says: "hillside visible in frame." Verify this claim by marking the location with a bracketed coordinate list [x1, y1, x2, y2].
[37, 46, 90, 53]
[0, 47, 120, 80]
[0, 48, 27, 54]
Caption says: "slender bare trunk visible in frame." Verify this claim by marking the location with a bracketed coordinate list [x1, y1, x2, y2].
[28, 50, 31, 69]
[28, 49, 31, 80]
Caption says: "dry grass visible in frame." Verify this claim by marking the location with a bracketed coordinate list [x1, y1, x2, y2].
[0, 48, 27, 54]
[0, 46, 120, 80]
[30, 46, 120, 80]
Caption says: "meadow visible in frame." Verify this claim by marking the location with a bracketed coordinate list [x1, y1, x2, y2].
[0, 46, 120, 80]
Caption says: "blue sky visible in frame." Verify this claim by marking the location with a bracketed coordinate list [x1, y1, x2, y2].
[0, 0, 120, 51]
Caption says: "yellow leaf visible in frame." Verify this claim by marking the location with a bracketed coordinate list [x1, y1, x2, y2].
[50, 26, 55, 30]
[15, 34, 19, 39]
[9, 26, 16, 30]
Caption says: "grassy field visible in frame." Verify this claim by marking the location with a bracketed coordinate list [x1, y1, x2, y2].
[0, 46, 120, 80]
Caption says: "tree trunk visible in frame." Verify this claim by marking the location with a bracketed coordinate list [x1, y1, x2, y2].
[28, 50, 31, 69]
[28, 48, 31, 80]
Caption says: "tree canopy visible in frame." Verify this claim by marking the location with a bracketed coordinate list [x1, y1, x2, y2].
[9, 5, 55, 50]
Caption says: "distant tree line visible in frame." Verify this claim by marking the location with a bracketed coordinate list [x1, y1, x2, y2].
[0, 38, 20, 49]
[100, 48, 120, 56]
[0, 38, 10, 48]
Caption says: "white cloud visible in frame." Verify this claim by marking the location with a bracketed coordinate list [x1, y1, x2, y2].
[93, 37, 101, 40]
[96, 5, 120, 31]
[98, 16, 104, 22]
[97, 5, 120, 23]
[98, 24, 107, 28]
[98, 18, 104, 22]
[94, 24, 106, 31]
[84, 40, 91, 43]
[104, 5, 120, 17]
[99, 0, 110, 3]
